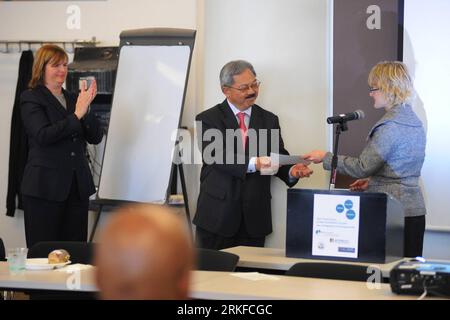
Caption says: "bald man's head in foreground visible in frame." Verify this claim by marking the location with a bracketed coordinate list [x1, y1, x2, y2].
[94, 204, 194, 300]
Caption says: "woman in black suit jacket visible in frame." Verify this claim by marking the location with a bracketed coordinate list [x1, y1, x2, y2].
[20, 44, 103, 247]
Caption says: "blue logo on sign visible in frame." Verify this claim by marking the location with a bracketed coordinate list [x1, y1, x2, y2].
[336, 204, 345, 213]
[346, 210, 356, 220]
[344, 200, 353, 209]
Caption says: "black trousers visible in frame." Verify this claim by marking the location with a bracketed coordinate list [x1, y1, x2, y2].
[195, 222, 265, 250]
[22, 174, 89, 248]
[404, 215, 426, 258]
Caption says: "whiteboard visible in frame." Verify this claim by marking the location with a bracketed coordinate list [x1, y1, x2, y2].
[98, 45, 190, 203]
[404, 0, 450, 231]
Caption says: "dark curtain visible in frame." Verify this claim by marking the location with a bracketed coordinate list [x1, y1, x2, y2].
[6, 50, 33, 217]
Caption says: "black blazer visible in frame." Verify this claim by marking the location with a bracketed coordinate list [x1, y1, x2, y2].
[20, 85, 103, 202]
[194, 100, 297, 237]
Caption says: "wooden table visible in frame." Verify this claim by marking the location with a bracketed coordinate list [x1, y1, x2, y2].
[1, 262, 445, 300]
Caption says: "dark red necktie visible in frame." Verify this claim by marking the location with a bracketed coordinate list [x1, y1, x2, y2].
[238, 112, 247, 149]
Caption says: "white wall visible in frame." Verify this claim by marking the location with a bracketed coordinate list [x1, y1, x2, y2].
[202, 0, 330, 248]
[403, 0, 450, 259]
[0, 0, 197, 46]
[0, 53, 25, 248]
[403, 0, 450, 231]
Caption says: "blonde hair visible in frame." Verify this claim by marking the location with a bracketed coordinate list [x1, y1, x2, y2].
[368, 61, 414, 107]
[29, 44, 68, 88]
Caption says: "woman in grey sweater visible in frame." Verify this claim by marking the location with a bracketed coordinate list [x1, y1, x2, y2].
[304, 61, 426, 257]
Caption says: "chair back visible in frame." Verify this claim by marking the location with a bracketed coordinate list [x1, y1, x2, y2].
[286, 262, 379, 282]
[28, 241, 94, 264]
[196, 248, 239, 272]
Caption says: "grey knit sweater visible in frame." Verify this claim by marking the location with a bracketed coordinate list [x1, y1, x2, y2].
[323, 104, 426, 217]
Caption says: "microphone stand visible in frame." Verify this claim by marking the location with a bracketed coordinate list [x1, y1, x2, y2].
[329, 120, 348, 190]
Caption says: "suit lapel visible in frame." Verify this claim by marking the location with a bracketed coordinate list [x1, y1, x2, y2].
[37, 85, 69, 117]
[220, 101, 265, 155]
[220, 100, 246, 154]
[63, 88, 76, 113]
[247, 105, 264, 156]
[220, 100, 239, 130]
[248, 104, 263, 130]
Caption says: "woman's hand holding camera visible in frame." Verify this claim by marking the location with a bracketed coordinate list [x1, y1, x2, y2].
[75, 79, 97, 119]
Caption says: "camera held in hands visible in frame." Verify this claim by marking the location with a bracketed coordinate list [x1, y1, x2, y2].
[79, 76, 95, 91]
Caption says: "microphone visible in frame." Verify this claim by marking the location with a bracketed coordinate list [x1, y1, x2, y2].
[327, 110, 365, 124]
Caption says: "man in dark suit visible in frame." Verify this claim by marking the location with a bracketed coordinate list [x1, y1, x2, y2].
[194, 60, 312, 250]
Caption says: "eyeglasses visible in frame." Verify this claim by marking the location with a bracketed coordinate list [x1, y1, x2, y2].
[369, 87, 380, 92]
[226, 80, 261, 92]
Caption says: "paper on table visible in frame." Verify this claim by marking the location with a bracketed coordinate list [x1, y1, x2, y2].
[270, 152, 310, 165]
[230, 272, 280, 281]
[55, 264, 94, 272]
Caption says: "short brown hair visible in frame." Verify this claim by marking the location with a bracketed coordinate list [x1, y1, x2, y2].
[29, 44, 68, 88]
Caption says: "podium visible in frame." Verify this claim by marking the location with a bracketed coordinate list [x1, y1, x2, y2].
[286, 189, 404, 263]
